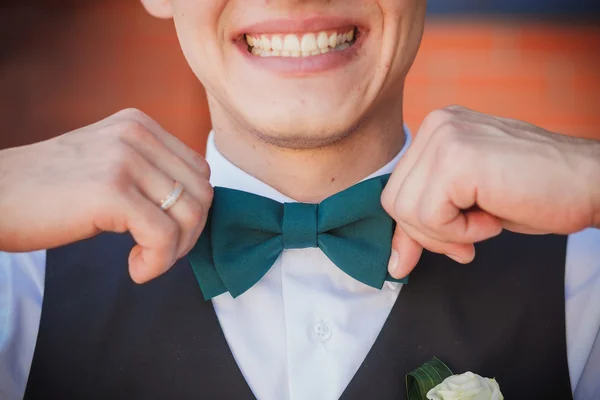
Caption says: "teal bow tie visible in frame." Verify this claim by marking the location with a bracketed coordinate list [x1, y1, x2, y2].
[188, 174, 408, 300]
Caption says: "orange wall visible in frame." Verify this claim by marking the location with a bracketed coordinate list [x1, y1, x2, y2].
[406, 20, 600, 140]
[0, 3, 210, 152]
[1, 4, 598, 154]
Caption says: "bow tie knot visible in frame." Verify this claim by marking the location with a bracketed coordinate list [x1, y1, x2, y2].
[189, 174, 408, 300]
[283, 203, 319, 249]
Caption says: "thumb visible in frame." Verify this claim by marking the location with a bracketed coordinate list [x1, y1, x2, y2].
[388, 226, 424, 279]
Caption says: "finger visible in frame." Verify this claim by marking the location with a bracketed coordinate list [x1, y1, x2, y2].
[501, 220, 551, 235]
[391, 146, 503, 244]
[382, 113, 446, 217]
[163, 190, 207, 260]
[382, 128, 430, 215]
[419, 178, 503, 243]
[389, 226, 423, 279]
[381, 122, 449, 217]
[121, 125, 212, 206]
[124, 146, 207, 259]
[117, 109, 211, 179]
[384, 150, 497, 246]
[398, 221, 476, 264]
[117, 187, 180, 284]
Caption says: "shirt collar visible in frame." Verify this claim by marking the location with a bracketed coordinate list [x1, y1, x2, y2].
[206, 126, 412, 203]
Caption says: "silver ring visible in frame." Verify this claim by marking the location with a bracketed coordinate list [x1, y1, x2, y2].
[160, 181, 184, 211]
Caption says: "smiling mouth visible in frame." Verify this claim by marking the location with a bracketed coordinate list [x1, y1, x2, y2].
[244, 27, 359, 58]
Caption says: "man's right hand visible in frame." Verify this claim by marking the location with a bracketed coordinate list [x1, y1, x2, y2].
[0, 109, 213, 283]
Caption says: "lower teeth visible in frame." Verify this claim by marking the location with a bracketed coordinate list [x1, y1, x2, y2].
[251, 41, 353, 58]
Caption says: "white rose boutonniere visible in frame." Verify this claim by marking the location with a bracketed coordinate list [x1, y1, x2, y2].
[406, 358, 504, 400]
[426, 372, 503, 400]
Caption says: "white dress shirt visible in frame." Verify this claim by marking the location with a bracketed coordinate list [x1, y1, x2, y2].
[1, 130, 600, 400]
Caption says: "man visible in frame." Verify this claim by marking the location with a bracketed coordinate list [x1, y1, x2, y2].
[0, 0, 599, 399]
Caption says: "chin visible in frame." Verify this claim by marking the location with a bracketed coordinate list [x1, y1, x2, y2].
[240, 108, 362, 150]
[220, 83, 367, 149]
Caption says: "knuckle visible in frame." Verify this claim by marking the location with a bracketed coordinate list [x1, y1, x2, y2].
[433, 118, 461, 141]
[118, 119, 151, 143]
[190, 180, 214, 207]
[380, 191, 394, 216]
[423, 108, 455, 130]
[200, 180, 214, 203]
[116, 107, 149, 121]
[443, 104, 466, 113]
[195, 155, 211, 177]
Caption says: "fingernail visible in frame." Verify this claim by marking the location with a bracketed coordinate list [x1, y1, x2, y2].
[447, 253, 466, 264]
[388, 249, 399, 275]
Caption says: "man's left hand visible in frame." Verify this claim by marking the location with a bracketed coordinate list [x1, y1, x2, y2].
[382, 106, 600, 278]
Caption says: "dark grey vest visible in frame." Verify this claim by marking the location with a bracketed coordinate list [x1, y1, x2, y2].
[24, 232, 572, 399]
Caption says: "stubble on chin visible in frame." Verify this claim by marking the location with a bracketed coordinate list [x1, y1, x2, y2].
[248, 118, 365, 151]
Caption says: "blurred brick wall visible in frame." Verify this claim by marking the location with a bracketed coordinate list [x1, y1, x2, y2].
[405, 20, 600, 140]
[0, 3, 598, 155]
[0, 2, 211, 152]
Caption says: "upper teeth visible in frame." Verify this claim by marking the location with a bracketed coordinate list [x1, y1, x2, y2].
[246, 29, 355, 57]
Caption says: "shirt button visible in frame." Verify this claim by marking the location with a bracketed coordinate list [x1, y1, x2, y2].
[313, 320, 332, 342]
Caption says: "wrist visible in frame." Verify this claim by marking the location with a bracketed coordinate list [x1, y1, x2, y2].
[555, 133, 600, 230]
[576, 137, 600, 228]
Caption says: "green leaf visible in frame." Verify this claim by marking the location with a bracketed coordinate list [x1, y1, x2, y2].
[406, 357, 453, 400]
